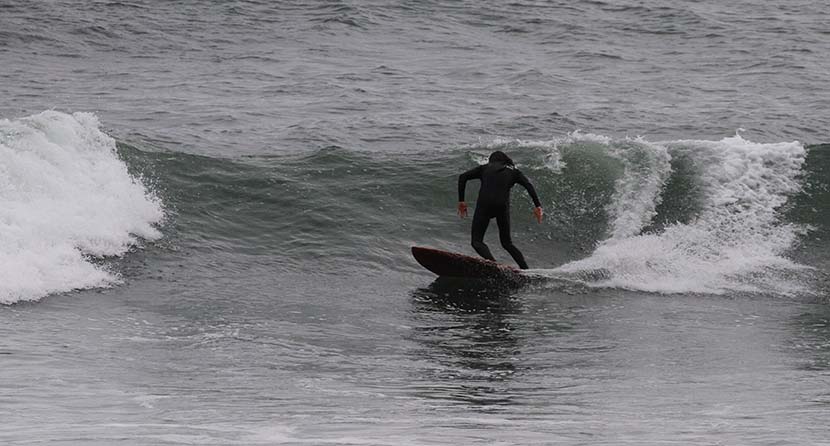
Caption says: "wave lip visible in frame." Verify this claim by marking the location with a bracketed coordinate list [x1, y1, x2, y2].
[549, 134, 811, 296]
[0, 111, 164, 304]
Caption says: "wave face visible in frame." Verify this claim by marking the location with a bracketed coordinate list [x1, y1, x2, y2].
[0, 111, 164, 303]
[129, 131, 821, 297]
[547, 134, 810, 295]
[3, 115, 819, 300]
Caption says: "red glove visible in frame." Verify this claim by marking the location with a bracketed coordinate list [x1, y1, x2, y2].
[533, 206, 543, 223]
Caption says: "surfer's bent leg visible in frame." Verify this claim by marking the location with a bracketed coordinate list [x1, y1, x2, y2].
[471, 208, 496, 261]
[496, 208, 529, 269]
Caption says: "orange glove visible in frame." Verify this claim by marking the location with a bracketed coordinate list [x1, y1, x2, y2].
[533, 206, 543, 223]
[457, 202, 468, 218]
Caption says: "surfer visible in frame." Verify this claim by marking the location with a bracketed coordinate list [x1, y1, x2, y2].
[457, 151, 543, 269]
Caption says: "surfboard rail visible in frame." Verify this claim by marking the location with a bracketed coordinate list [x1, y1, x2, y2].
[411, 246, 525, 284]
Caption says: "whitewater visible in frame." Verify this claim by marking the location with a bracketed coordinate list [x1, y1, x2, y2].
[0, 111, 164, 303]
[548, 133, 811, 295]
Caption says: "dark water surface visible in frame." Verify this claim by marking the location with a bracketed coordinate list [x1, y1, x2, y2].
[2, 1, 829, 444]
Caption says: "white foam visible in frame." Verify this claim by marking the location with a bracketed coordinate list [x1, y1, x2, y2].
[603, 137, 672, 239]
[548, 134, 811, 296]
[0, 111, 164, 303]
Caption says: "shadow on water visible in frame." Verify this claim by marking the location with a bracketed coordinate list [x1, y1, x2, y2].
[412, 277, 524, 313]
[404, 278, 526, 408]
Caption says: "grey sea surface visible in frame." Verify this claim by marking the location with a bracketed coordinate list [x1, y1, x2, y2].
[1, 1, 830, 444]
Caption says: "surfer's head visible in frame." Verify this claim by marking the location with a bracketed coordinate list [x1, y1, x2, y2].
[489, 151, 514, 166]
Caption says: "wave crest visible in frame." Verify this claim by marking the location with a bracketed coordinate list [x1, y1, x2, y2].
[550, 134, 810, 295]
[0, 111, 164, 303]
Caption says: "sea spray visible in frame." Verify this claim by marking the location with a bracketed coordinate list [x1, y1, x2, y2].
[603, 138, 672, 239]
[551, 134, 810, 295]
[0, 111, 164, 303]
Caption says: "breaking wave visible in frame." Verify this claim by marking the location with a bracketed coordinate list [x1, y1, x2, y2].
[0, 111, 164, 304]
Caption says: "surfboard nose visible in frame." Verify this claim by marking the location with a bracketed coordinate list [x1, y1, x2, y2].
[411, 246, 524, 285]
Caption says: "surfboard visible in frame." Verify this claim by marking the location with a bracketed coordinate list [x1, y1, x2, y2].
[411, 246, 526, 284]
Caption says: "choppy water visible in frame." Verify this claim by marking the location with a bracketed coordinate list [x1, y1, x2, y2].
[2, 1, 830, 444]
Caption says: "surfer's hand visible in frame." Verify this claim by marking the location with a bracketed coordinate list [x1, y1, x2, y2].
[457, 202, 468, 218]
[533, 206, 543, 223]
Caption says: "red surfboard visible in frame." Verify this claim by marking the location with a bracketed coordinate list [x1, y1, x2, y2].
[411, 246, 526, 284]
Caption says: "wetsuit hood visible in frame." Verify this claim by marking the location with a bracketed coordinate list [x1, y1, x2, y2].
[488, 150, 514, 167]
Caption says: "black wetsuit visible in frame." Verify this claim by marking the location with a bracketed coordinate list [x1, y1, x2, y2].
[458, 162, 541, 269]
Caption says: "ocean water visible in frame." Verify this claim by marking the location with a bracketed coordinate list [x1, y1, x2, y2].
[2, 1, 829, 444]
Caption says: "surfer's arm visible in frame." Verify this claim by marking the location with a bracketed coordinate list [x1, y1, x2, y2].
[516, 171, 544, 223]
[516, 171, 542, 208]
[457, 165, 483, 202]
